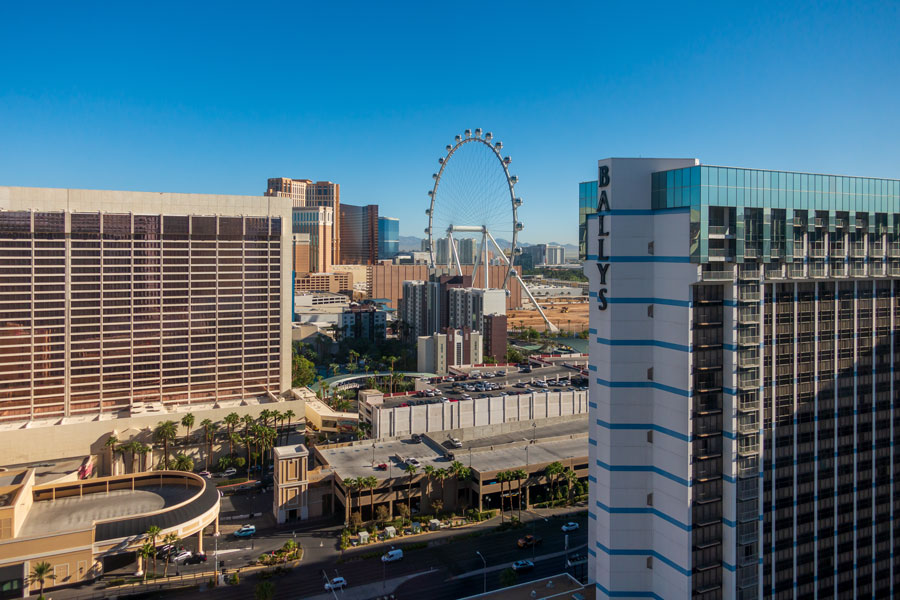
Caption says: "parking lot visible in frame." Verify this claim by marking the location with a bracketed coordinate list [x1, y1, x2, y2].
[380, 365, 587, 408]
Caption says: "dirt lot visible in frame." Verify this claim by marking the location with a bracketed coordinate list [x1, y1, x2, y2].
[509, 298, 589, 332]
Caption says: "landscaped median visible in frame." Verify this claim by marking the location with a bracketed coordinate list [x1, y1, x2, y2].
[338, 510, 499, 560]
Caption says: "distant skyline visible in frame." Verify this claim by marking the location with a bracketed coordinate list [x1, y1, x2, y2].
[1, 2, 899, 245]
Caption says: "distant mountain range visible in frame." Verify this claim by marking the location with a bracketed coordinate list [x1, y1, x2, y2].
[398, 235, 578, 258]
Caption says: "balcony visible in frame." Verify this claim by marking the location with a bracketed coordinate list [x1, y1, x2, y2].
[737, 349, 759, 368]
[736, 477, 759, 500]
[763, 264, 784, 279]
[889, 243, 900, 258]
[788, 263, 806, 278]
[737, 413, 758, 433]
[737, 566, 759, 590]
[737, 437, 760, 457]
[743, 246, 759, 259]
[737, 500, 758, 523]
[737, 287, 760, 302]
[737, 374, 759, 390]
[737, 522, 758, 545]
[701, 266, 733, 281]
[850, 245, 866, 258]
[736, 455, 758, 478]
[738, 265, 759, 280]
[810, 262, 826, 277]
[737, 328, 759, 345]
[708, 225, 731, 236]
[737, 393, 759, 412]
[831, 262, 847, 277]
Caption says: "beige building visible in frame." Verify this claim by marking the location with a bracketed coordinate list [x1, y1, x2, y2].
[293, 206, 334, 273]
[292, 233, 311, 273]
[294, 271, 352, 294]
[0, 187, 292, 426]
[272, 444, 309, 524]
[0, 468, 219, 596]
[267, 178, 340, 267]
[305, 399, 357, 435]
[368, 264, 524, 311]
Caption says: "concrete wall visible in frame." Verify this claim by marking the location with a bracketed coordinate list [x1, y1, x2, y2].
[371, 389, 588, 438]
[0, 399, 306, 466]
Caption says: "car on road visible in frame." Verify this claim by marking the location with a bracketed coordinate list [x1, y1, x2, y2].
[221, 467, 237, 477]
[517, 534, 543, 548]
[561, 522, 580, 532]
[233, 524, 256, 537]
[324, 576, 347, 591]
[381, 549, 404, 562]
[519, 366, 532, 373]
[156, 544, 175, 559]
[183, 552, 207, 565]
[170, 549, 193, 564]
[449, 437, 462, 448]
[198, 470, 212, 479]
[511, 559, 534, 572]
[514, 382, 528, 388]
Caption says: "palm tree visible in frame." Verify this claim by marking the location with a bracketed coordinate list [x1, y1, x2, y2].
[200, 419, 219, 471]
[136, 443, 151, 472]
[154, 421, 178, 470]
[403, 464, 418, 516]
[181, 413, 195, 445]
[544, 461, 565, 504]
[348, 350, 360, 371]
[138, 542, 154, 581]
[386, 356, 400, 394]
[329, 362, 340, 377]
[161, 532, 179, 578]
[105, 435, 119, 476]
[283, 409, 296, 444]
[228, 431, 240, 460]
[271, 410, 283, 442]
[562, 467, 577, 506]
[513, 468, 528, 520]
[363, 475, 378, 523]
[435, 468, 449, 506]
[224, 412, 241, 452]
[343, 477, 360, 524]
[145, 525, 161, 577]
[333, 398, 352, 412]
[258, 409, 272, 429]
[422, 465, 435, 504]
[173, 454, 194, 472]
[29, 561, 55, 597]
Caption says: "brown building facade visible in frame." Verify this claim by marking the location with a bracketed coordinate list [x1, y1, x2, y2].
[294, 271, 353, 294]
[368, 264, 522, 312]
[482, 313, 508, 362]
[267, 178, 340, 267]
[339, 203, 378, 265]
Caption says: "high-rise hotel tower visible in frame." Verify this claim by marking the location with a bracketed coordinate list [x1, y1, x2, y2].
[585, 159, 899, 599]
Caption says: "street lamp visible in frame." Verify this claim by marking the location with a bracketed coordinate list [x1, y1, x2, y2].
[476, 550, 487, 594]
[212, 531, 220, 586]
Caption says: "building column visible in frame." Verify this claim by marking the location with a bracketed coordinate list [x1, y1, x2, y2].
[524, 484, 530, 510]
[214, 515, 219, 535]
[197, 530, 203, 554]
[388, 499, 393, 519]
[478, 489, 483, 512]
[135, 553, 143, 576]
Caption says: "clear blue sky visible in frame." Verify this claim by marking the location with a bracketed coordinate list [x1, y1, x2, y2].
[1, 2, 899, 246]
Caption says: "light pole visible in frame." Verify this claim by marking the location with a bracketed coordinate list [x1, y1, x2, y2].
[212, 531, 219, 585]
[531, 422, 536, 444]
[476, 550, 486, 594]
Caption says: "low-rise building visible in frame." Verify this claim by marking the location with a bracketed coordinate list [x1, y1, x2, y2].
[417, 328, 482, 375]
[294, 271, 353, 294]
[273, 444, 310, 523]
[482, 314, 507, 363]
[305, 399, 358, 435]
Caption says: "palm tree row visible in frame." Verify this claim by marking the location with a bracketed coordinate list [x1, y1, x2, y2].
[496, 468, 529, 522]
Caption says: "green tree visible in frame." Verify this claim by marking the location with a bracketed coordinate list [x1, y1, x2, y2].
[28, 561, 55, 598]
[329, 362, 341, 377]
[499, 567, 518, 588]
[105, 435, 119, 476]
[255, 580, 275, 600]
[422, 465, 435, 501]
[181, 413, 195, 445]
[544, 461, 565, 504]
[292, 345, 317, 387]
[138, 542, 154, 582]
[161, 532, 179, 578]
[496, 471, 509, 523]
[136, 443, 151, 472]
[224, 412, 241, 454]
[385, 355, 400, 394]
[435, 468, 449, 507]
[363, 475, 378, 523]
[153, 421, 178, 470]
[343, 477, 360, 525]
[145, 525, 161, 577]
[173, 454, 194, 472]
[200, 419, 218, 470]
[513, 468, 528, 520]
[282, 409, 296, 444]
[562, 467, 577, 506]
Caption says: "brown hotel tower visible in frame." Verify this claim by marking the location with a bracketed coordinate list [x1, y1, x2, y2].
[0, 187, 292, 424]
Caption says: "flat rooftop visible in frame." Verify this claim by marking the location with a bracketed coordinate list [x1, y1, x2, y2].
[460, 573, 591, 600]
[19, 486, 196, 538]
[2, 457, 89, 485]
[438, 418, 588, 452]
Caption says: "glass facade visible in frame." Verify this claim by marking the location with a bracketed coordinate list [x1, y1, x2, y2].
[378, 216, 399, 260]
[340, 204, 378, 264]
[578, 180, 598, 260]
[0, 212, 283, 422]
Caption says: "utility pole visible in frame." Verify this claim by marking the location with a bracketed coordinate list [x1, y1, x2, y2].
[476, 550, 486, 594]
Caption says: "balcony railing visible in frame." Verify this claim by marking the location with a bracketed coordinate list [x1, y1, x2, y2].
[737, 455, 758, 478]
[738, 265, 759, 280]
[737, 522, 758, 545]
[737, 566, 759, 589]
[737, 500, 758, 523]
[737, 477, 759, 500]
[737, 349, 759, 368]
[737, 374, 759, 390]
[737, 393, 759, 412]
[738, 287, 760, 302]
[737, 328, 759, 345]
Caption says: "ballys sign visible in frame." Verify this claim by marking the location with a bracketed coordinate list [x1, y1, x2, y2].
[595, 165, 610, 310]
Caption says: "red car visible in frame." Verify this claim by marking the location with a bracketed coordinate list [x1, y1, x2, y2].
[376, 463, 388, 471]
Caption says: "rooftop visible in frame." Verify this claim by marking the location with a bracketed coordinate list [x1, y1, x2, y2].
[274, 444, 309, 459]
[305, 399, 357, 419]
[459, 573, 591, 600]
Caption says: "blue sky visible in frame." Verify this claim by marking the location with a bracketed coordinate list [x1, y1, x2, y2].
[1, 1, 898, 245]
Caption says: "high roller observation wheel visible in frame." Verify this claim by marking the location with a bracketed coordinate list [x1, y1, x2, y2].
[425, 128, 523, 288]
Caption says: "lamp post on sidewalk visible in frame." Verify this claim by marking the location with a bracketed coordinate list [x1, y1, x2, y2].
[212, 531, 219, 586]
[476, 550, 486, 594]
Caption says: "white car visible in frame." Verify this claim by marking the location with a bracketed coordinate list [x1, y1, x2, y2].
[221, 467, 237, 477]
[381, 549, 404, 562]
[561, 522, 580, 532]
[449, 437, 462, 448]
[405, 457, 421, 467]
[169, 549, 192, 563]
[324, 576, 347, 591]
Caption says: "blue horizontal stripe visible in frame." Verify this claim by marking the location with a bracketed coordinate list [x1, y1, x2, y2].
[587, 255, 691, 263]
[595, 541, 690, 577]
[595, 459, 690, 487]
[596, 419, 689, 442]
[595, 337, 690, 352]
[596, 500, 690, 531]
[607, 296, 691, 307]
[596, 378, 691, 397]
[596, 582, 663, 599]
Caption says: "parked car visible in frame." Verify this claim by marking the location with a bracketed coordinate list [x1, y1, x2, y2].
[170, 549, 192, 564]
[461, 394, 472, 400]
[233, 524, 256, 537]
[511, 559, 535, 572]
[411, 433, 422, 443]
[449, 437, 462, 448]
[155, 544, 175, 559]
[324, 576, 347, 591]
[519, 366, 532, 373]
[443, 451, 455, 461]
[405, 457, 421, 467]
[561, 522, 580, 532]
[381, 549, 404, 562]
[517, 534, 543, 548]
[198, 471, 212, 479]
[183, 552, 207, 565]
[514, 382, 529, 388]
[375, 463, 388, 471]
[221, 467, 237, 477]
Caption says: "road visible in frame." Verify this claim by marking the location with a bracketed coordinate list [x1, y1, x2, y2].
[155, 510, 588, 600]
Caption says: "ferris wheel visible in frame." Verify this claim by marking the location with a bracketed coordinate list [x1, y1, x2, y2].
[424, 128, 557, 331]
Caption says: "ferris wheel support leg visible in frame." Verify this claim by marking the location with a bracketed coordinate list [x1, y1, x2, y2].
[483, 230, 558, 333]
[483, 231, 489, 289]
[471, 232, 485, 285]
[449, 232, 463, 276]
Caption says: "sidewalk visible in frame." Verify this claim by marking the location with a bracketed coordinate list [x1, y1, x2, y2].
[300, 569, 435, 600]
